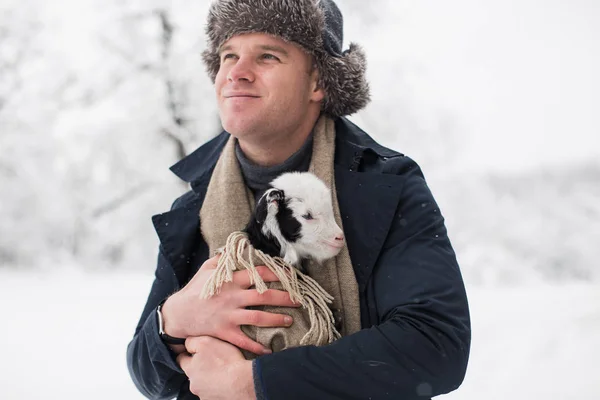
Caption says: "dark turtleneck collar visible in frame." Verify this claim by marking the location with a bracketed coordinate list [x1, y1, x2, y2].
[235, 131, 314, 199]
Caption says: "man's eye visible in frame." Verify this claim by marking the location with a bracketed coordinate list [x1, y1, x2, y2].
[261, 53, 280, 61]
[222, 53, 236, 61]
[302, 213, 314, 221]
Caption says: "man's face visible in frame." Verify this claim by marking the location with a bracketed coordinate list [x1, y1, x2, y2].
[215, 33, 324, 140]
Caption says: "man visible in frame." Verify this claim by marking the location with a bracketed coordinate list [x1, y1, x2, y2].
[127, 0, 471, 399]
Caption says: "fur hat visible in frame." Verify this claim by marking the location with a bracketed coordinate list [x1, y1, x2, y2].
[201, 0, 371, 118]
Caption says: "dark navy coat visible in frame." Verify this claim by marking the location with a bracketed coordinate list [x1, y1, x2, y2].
[127, 117, 471, 400]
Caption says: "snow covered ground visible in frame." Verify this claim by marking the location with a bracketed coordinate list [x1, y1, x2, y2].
[1, 269, 598, 399]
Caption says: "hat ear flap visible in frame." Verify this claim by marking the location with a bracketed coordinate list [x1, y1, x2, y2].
[318, 43, 371, 117]
[202, 49, 220, 83]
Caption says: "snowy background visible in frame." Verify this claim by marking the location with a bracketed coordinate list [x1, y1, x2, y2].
[1, 0, 599, 399]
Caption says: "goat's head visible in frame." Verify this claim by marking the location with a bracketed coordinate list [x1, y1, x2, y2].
[254, 172, 345, 266]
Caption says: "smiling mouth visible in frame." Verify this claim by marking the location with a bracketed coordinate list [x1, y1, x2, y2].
[226, 95, 260, 99]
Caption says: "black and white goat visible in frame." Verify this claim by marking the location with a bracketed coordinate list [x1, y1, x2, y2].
[243, 172, 345, 268]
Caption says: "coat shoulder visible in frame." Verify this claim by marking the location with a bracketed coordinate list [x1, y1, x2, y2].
[170, 188, 202, 211]
[335, 117, 427, 180]
[335, 117, 404, 158]
[169, 131, 230, 185]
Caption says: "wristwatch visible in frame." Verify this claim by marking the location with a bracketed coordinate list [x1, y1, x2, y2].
[157, 299, 186, 345]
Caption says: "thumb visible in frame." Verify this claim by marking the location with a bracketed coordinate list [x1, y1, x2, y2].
[177, 353, 193, 374]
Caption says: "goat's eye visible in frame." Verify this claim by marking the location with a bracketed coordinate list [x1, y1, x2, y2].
[302, 213, 314, 221]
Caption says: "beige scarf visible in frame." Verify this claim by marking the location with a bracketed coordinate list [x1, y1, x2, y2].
[199, 116, 361, 357]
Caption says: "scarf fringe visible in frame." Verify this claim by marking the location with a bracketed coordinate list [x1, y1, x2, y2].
[200, 231, 341, 345]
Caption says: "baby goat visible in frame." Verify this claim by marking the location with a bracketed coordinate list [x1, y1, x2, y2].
[243, 171, 345, 268]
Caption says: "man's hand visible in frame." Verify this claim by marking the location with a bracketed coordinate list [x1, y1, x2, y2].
[161, 254, 299, 355]
[177, 336, 256, 400]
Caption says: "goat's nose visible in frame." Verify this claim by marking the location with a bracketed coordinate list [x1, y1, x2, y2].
[335, 233, 345, 242]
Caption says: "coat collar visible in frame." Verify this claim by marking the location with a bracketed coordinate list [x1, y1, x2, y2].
[169, 131, 229, 193]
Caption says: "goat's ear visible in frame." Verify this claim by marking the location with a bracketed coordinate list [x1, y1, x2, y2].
[254, 194, 269, 225]
[254, 188, 284, 224]
[265, 189, 285, 205]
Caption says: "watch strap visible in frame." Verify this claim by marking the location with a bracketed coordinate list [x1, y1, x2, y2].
[157, 299, 186, 345]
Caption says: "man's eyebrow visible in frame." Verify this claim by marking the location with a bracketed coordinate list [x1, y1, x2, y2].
[219, 44, 233, 54]
[218, 43, 289, 56]
[259, 45, 289, 56]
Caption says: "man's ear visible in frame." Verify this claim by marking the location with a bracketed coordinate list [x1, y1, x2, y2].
[311, 85, 325, 102]
[309, 67, 325, 103]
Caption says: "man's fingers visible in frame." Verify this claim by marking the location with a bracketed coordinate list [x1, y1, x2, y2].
[185, 336, 214, 354]
[240, 289, 301, 307]
[233, 309, 293, 328]
[232, 266, 281, 288]
[223, 330, 272, 355]
[177, 353, 193, 374]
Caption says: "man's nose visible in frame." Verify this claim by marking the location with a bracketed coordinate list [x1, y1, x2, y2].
[227, 57, 255, 83]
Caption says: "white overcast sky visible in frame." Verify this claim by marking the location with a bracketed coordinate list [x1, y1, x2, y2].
[347, 0, 600, 173]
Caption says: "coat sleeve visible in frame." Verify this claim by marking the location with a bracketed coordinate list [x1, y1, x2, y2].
[255, 157, 471, 400]
[126, 247, 187, 400]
